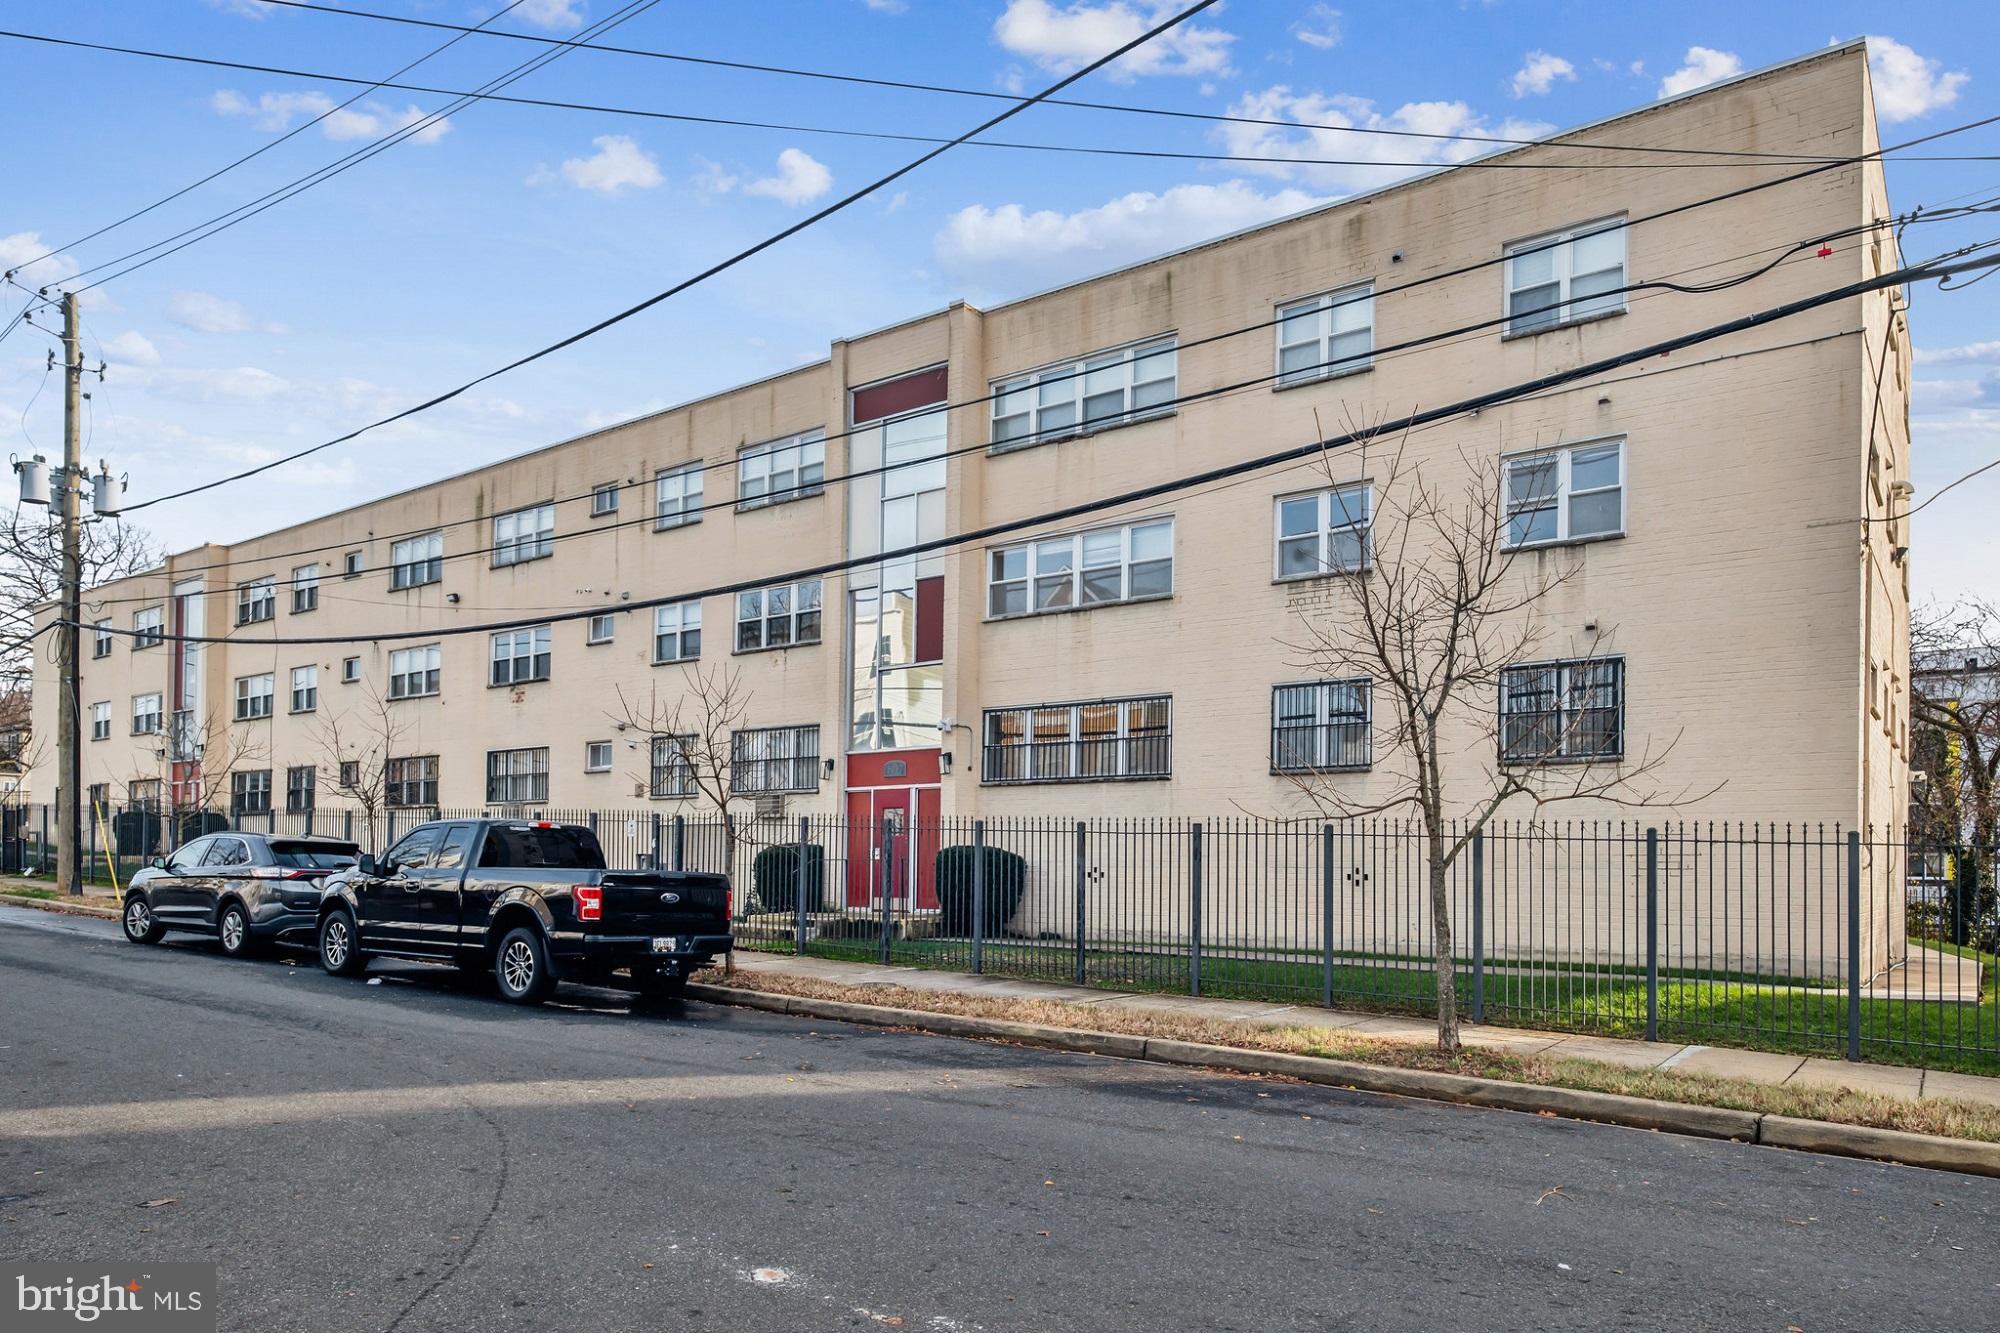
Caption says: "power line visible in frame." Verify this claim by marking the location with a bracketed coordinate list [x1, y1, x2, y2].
[65, 242, 2000, 649]
[12, 29, 1991, 179]
[249, 3, 1906, 166]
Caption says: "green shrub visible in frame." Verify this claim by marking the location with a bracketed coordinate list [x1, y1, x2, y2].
[753, 843, 825, 914]
[934, 844, 1026, 937]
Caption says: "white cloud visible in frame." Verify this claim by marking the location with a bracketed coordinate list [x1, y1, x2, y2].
[937, 180, 1326, 290]
[0, 231, 79, 293]
[744, 149, 834, 206]
[1292, 4, 1340, 50]
[550, 135, 664, 195]
[1212, 86, 1554, 193]
[166, 290, 271, 335]
[861, 0, 908, 11]
[1511, 51, 1575, 98]
[1916, 342, 2000, 367]
[514, 0, 586, 29]
[1658, 46, 1742, 98]
[204, 0, 270, 17]
[689, 156, 741, 199]
[101, 332, 160, 367]
[210, 89, 451, 144]
[992, 0, 1236, 82]
[1866, 36, 1968, 123]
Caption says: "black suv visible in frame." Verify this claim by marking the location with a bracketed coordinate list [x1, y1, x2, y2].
[123, 833, 361, 957]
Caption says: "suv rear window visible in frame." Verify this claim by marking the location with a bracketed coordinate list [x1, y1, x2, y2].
[270, 841, 359, 870]
[478, 824, 605, 870]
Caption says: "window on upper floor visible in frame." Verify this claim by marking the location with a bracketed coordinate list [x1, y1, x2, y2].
[132, 693, 163, 736]
[736, 580, 820, 652]
[290, 665, 318, 714]
[390, 532, 443, 590]
[1271, 680, 1372, 772]
[291, 564, 320, 613]
[493, 503, 555, 567]
[341, 656, 361, 684]
[982, 695, 1172, 785]
[237, 578, 276, 626]
[987, 519, 1173, 618]
[1274, 483, 1370, 580]
[132, 606, 163, 649]
[234, 674, 274, 721]
[90, 701, 110, 741]
[1276, 284, 1374, 386]
[343, 550, 364, 579]
[388, 645, 441, 700]
[489, 626, 551, 687]
[591, 482, 620, 517]
[92, 620, 112, 658]
[991, 337, 1176, 450]
[737, 431, 826, 510]
[1503, 440, 1625, 548]
[655, 463, 704, 530]
[1505, 220, 1626, 335]
[654, 600, 701, 664]
[584, 740, 613, 774]
[1499, 658, 1624, 764]
[587, 613, 615, 645]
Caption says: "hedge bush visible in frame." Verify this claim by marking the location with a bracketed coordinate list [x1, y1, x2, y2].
[934, 844, 1027, 937]
[753, 843, 826, 914]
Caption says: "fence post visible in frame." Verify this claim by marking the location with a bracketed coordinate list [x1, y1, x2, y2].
[1953, 844, 1973, 949]
[1074, 821, 1088, 987]
[1472, 828, 1486, 1027]
[588, 810, 599, 842]
[387, 808, 399, 845]
[1644, 827, 1659, 1044]
[794, 816, 810, 956]
[1321, 823, 1335, 1009]
[671, 814, 685, 872]
[304, 805, 314, 837]
[971, 819, 986, 976]
[650, 813, 663, 871]
[344, 810, 353, 842]
[879, 817, 894, 967]
[1847, 829, 1863, 1062]
[1189, 822, 1204, 997]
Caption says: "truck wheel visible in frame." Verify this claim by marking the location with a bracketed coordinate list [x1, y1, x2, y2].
[122, 893, 165, 945]
[217, 902, 256, 959]
[494, 926, 555, 1005]
[319, 908, 367, 977]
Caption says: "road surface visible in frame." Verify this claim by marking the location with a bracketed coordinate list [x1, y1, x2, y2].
[2, 903, 1994, 1331]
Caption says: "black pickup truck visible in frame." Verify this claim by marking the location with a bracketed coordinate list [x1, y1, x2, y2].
[315, 819, 732, 1005]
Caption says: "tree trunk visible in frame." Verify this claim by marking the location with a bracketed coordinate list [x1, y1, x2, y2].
[1428, 829, 1460, 1054]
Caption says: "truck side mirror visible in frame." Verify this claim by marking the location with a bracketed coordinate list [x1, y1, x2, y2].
[358, 853, 378, 877]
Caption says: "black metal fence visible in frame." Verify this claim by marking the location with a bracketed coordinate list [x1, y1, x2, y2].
[5, 801, 1994, 1071]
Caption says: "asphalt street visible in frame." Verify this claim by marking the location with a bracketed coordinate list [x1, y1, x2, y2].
[2, 903, 1996, 1332]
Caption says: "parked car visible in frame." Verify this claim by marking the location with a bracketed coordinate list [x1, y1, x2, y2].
[315, 819, 732, 1005]
[122, 833, 361, 957]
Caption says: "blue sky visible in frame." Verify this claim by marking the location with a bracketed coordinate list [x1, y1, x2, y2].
[1, 1, 1995, 608]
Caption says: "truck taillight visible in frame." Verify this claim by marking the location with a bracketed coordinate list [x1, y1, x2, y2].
[725, 886, 732, 919]
[576, 885, 603, 922]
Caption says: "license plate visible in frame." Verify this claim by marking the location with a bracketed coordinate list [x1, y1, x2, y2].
[651, 936, 679, 953]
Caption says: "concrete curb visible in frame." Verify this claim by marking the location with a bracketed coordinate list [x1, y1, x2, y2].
[0, 892, 120, 922]
[687, 982, 2000, 1178]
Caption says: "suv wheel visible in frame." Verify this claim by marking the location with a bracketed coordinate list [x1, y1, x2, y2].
[122, 894, 164, 945]
[319, 908, 366, 977]
[217, 902, 254, 959]
[494, 926, 555, 1005]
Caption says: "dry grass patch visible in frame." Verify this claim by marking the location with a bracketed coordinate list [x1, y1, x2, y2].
[695, 968, 2000, 1144]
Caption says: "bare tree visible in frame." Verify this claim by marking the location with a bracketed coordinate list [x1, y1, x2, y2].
[167, 709, 268, 831]
[309, 686, 408, 852]
[609, 662, 758, 880]
[1910, 599, 2000, 920]
[0, 507, 161, 689]
[1282, 418, 1700, 1053]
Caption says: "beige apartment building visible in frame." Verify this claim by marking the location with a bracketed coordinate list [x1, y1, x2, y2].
[32, 43, 1913, 963]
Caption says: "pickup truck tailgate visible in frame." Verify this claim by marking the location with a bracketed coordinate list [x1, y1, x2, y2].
[597, 872, 729, 933]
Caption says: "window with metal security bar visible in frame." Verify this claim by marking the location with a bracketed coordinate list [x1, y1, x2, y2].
[1503, 440, 1625, 548]
[132, 693, 163, 736]
[1276, 284, 1373, 386]
[990, 337, 1176, 450]
[290, 666, 318, 714]
[128, 779, 162, 813]
[729, 725, 819, 793]
[736, 581, 820, 652]
[231, 770, 272, 817]
[486, 747, 549, 804]
[292, 564, 320, 613]
[338, 760, 360, 791]
[389, 645, 441, 699]
[591, 482, 620, 517]
[650, 734, 696, 797]
[737, 431, 826, 509]
[1274, 483, 1370, 579]
[133, 606, 163, 649]
[1505, 221, 1625, 335]
[988, 519, 1172, 618]
[390, 532, 443, 590]
[385, 755, 438, 807]
[237, 577, 275, 625]
[982, 696, 1172, 784]
[654, 601, 700, 663]
[234, 674, 274, 721]
[1271, 680, 1372, 772]
[655, 463, 704, 530]
[493, 503, 555, 567]
[286, 765, 316, 813]
[1499, 658, 1624, 764]
[489, 626, 552, 687]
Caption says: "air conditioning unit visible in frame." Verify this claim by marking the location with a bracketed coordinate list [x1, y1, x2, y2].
[754, 794, 786, 821]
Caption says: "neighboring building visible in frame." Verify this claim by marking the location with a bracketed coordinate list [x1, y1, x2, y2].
[32, 44, 1912, 961]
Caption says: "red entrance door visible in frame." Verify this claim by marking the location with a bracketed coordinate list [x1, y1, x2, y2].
[843, 783, 940, 911]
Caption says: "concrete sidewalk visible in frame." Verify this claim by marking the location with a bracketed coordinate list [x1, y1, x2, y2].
[730, 950, 2000, 1109]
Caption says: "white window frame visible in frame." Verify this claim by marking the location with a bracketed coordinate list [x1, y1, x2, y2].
[1271, 679, 1372, 773]
[655, 463, 704, 530]
[990, 336, 1177, 450]
[584, 740, 614, 773]
[736, 430, 826, 510]
[231, 770, 273, 817]
[1502, 439, 1626, 549]
[987, 519, 1174, 619]
[586, 613, 616, 645]
[385, 754, 439, 808]
[485, 746, 550, 805]
[286, 765, 317, 813]
[132, 693, 163, 736]
[343, 550, 364, 579]
[390, 531, 443, 590]
[132, 605, 163, 649]
[493, 503, 555, 567]
[1273, 483, 1372, 580]
[388, 645, 441, 700]
[91, 620, 112, 658]
[654, 600, 702, 664]
[341, 656, 361, 684]
[290, 665, 318, 714]
[981, 695, 1173, 785]
[735, 580, 821, 652]
[1504, 219, 1627, 336]
[1275, 283, 1374, 386]
[489, 625, 552, 687]
[729, 725, 822, 794]
[291, 563, 320, 613]
[234, 673, 274, 721]
[90, 701, 110, 741]
[591, 482, 621, 517]
[237, 577, 276, 626]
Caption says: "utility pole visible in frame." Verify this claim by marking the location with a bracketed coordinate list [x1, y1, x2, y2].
[56, 292, 83, 898]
